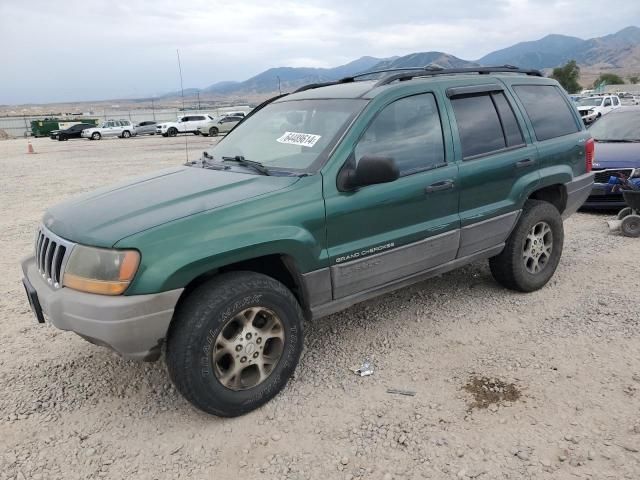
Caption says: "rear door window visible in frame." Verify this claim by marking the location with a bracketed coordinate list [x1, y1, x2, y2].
[513, 85, 580, 141]
[451, 94, 506, 158]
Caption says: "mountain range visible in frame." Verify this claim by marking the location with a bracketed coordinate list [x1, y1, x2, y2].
[168, 26, 640, 97]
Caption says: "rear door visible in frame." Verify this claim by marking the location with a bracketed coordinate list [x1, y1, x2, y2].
[447, 84, 539, 256]
[324, 91, 460, 299]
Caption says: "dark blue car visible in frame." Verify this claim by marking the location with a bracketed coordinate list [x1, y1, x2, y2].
[584, 107, 640, 208]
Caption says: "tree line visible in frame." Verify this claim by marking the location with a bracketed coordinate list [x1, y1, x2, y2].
[549, 60, 639, 93]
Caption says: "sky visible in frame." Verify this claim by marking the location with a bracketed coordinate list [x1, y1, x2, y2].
[1, 0, 639, 105]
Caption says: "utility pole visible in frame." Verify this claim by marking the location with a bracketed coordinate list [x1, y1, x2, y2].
[197, 91, 201, 111]
[151, 97, 156, 121]
[277, 76, 281, 95]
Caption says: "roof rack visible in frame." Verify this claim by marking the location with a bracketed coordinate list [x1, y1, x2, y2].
[372, 65, 543, 88]
[292, 65, 543, 95]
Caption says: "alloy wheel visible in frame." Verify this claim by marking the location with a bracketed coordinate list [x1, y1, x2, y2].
[213, 307, 285, 391]
[523, 221, 553, 274]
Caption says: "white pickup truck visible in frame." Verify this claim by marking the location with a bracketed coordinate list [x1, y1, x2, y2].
[156, 114, 215, 137]
[576, 95, 621, 124]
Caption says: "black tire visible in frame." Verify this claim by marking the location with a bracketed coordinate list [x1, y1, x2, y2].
[122, 130, 131, 138]
[489, 200, 564, 292]
[168, 128, 178, 137]
[166, 271, 304, 417]
[91, 132, 101, 140]
[209, 127, 219, 137]
[621, 215, 640, 237]
[617, 207, 633, 220]
[162, 133, 168, 137]
[58, 134, 67, 141]
[194, 130, 200, 135]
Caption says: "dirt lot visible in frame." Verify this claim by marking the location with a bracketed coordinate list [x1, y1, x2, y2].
[1, 136, 640, 480]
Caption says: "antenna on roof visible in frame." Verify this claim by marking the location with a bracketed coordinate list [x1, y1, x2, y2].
[176, 48, 188, 163]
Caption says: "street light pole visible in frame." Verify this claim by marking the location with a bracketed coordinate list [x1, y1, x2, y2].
[277, 76, 281, 95]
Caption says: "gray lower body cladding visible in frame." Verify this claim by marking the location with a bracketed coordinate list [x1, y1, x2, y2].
[304, 209, 521, 319]
[563, 172, 595, 219]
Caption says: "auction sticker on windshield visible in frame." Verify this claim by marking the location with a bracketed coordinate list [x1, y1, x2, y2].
[277, 132, 322, 148]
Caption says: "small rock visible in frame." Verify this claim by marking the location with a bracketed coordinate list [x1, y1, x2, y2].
[85, 448, 96, 457]
[340, 457, 349, 466]
[456, 448, 465, 458]
[271, 433, 281, 442]
[517, 451, 530, 461]
[587, 450, 595, 460]
[558, 455, 567, 462]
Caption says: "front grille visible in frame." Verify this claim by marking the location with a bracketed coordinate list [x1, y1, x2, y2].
[34, 226, 75, 288]
[593, 168, 634, 184]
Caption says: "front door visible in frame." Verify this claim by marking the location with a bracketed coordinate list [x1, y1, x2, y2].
[323, 92, 460, 300]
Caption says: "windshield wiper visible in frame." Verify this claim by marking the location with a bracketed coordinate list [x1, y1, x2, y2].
[221, 156, 271, 176]
[595, 139, 640, 143]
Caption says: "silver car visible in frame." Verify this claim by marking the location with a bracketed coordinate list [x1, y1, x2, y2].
[198, 116, 243, 137]
[81, 120, 136, 140]
[134, 121, 157, 135]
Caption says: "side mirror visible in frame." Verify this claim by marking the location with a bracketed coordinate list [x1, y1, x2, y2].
[339, 155, 399, 191]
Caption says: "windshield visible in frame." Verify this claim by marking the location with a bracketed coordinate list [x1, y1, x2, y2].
[206, 99, 366, 172]
[588, 110, 640, 141]
[577, 97, 602, 107]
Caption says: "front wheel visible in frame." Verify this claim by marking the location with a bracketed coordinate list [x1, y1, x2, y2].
[166, 272, 304, 417]
[168, 128, 178, 137]
[209, 127, 219, 137]
[122, 130, 131, 138]
[489, 200, 564, 292]
[91, 132, 101, 140]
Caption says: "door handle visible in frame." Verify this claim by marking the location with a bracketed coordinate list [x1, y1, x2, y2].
[516, 158, 536, 168]
[425, 179, 455, 193]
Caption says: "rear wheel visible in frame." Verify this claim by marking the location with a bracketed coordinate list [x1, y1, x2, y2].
[621, 215, 640, 237]
[166, 272, 304, 417]
[168, 127, 178, 137]
[209, 127, 219, 137]
[489, 200, 564, 292]
[91, 132, 101, 140]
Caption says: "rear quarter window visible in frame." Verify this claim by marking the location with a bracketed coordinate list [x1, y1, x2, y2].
[513, 85, 580, 141]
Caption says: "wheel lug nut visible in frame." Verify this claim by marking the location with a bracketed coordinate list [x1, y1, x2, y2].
[235, 345, 242, 352]
[240, 356, 247, 363]
[253, 352, 259, 358]
[246, 333, 252, 340]
[256, 337, 262, 344]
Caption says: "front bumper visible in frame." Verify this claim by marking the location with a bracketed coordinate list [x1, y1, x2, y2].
[582, 183, 627, 209]
[563, 172, 595, 218]
[21, 256, 183, 361]
[581, 113, 597, 124]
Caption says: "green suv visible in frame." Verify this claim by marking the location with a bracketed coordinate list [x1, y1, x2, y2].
[21, 66, 594, 417]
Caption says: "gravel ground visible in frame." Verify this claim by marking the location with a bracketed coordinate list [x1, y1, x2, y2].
[1, 136, 640, 480]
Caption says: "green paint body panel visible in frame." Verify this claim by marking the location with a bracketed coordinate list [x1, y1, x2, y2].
[39, 73, 590, 298]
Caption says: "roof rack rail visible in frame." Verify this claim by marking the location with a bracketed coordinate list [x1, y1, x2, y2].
[373, 65, 543, 88]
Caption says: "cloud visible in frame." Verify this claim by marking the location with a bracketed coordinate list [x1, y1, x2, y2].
[1, 0, 639, 103]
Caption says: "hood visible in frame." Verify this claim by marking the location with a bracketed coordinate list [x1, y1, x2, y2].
[592, 142, 640, 169]
[43, 166, 299, 247]
[577, 106, 597, 112]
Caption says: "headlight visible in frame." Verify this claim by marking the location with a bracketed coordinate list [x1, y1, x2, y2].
[63, 246, 140, 295]
[632, 168, 640, 179]
[587, 109, 594, 115]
